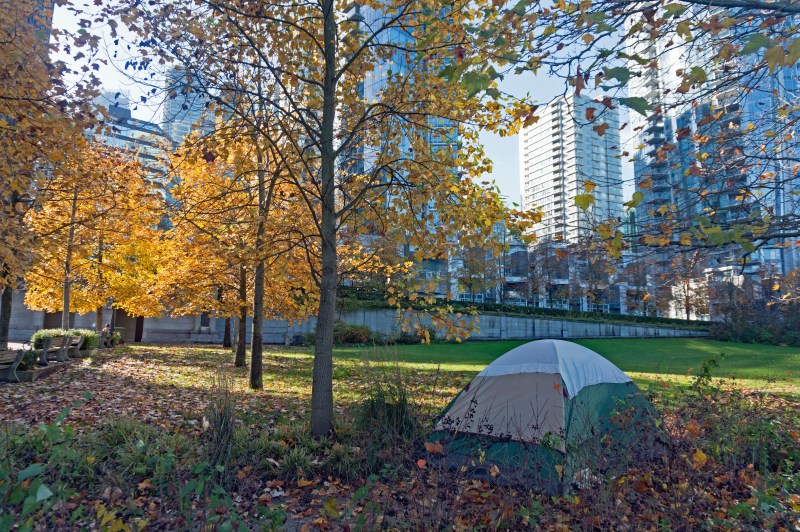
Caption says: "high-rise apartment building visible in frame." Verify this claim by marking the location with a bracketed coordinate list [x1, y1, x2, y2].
[519, 94, 623, 243]
[626, 16, 800, 275]
[161, 67, 213, 145]
[94, 91, 173, 187]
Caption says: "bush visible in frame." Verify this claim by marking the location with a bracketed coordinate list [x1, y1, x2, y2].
[31, 328, 100, 350]
[306, 322, 387, 346]
[353, 368, 421, 476]
[232, 427, 285, 474]
[111, 331, 122, 346]
[334, 323, 373, 344]
[324, 443, 363, 482]
[17, 350, 39, 371]
[391, 332, 422, 345]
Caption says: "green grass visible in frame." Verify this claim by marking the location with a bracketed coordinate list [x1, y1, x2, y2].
[335, 338, 800, 394]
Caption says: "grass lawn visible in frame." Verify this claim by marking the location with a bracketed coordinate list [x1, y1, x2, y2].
[336, 337, 800, 395]
[0, 338, 798, 529]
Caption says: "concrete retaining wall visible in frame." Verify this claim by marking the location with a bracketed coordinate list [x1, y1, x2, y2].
[6, 289, 707, 344]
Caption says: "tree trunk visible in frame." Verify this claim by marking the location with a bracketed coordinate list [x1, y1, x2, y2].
[0, 286, 11, 350]
[218, 285, 231, 348]
[311, 0, 338, 437]
[250, 163, 266, 390]
[62, 187, 79, 330]
[95, 235, 104, 331]
[223, 317, 231, 348]
[236, 263, 247, 367]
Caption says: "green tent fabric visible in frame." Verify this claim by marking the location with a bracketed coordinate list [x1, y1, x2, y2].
[429, 339, 656, 493]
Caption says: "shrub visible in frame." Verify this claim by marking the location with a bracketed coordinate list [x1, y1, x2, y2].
[333, 323, 373, 344]
[324, 443, 363, 482]
[709, 323, 734, 342]
[111, 331, 122, 345]
[205, 373, 235, 485]
[31, 328, 100, 350]
[353, 368, 421, 476]
[279, 447, 312, 480]
[306, 323, 386, 346]
[85, 417, 189, 492]
[231, 428, 285, 474]
[17, 350, 39, 371]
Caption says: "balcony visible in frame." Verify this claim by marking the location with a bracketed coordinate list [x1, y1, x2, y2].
[644, 122, 664, 135]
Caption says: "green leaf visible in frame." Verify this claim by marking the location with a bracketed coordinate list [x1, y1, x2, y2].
[17, 464, 45, 483]
[616, 52, 649, 66]
[764, 45, 786, 73]
[461, 71, 492, 97]
[511, 0, 527, 16]
[740, 34, 776, 55]
[35, 484, 53, 502]
[618, 97, 653, 116]
[574, 194, 595, 211]
[603, 66, 632, 84]
[689, 66, 707, 83]
[787, 38, 800, 64]
[676, 20, 692, 40]
[662, 4, 688, 18]
[625, 191, 645, 208]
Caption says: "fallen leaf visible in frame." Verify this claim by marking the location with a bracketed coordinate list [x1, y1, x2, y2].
[416, 459, 427, 469]
[297, 478, 315, 488]
[424, 441, 444, 454]
[690, 449, 707, 470]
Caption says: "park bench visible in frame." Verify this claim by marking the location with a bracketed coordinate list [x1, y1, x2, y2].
[38, 336, 72, 365]
[65, 335, 84, 357]
[0, 349, 24, 383]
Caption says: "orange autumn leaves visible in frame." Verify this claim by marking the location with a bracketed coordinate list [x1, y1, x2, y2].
[24, 143, 165, 317]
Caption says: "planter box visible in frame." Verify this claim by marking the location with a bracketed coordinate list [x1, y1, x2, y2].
[16, 362, 69, 382]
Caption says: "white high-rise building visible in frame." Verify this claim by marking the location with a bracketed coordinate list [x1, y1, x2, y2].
[161, 67, 213, 145]
[519, 94, 623, 243]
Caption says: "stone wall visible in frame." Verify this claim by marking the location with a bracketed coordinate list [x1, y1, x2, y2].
[7, 291, 707, 344]
[218, 308, 707, 344]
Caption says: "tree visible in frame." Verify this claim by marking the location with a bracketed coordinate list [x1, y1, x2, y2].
[438, 0, 800, 271]
[165, 130, 317, 373]
[662, 250, 711, 320]
[0, 0, 99, 347]
[528, 237, 570, 309]
[103, 0, 535, 435]
[24, 143, 165, 324]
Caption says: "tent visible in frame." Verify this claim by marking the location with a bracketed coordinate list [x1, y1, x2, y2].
[430, 339, 656, 493]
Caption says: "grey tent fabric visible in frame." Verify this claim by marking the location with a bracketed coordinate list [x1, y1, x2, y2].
[475, 339, 631, 397]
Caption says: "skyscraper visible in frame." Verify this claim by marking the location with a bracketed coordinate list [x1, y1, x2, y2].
[519, 94, 624, 243]
[625, 16, 800, 275]
[161, 67, 213, 145]
[94, 90, 173, 187]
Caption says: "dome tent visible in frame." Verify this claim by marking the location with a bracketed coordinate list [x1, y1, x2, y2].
[430, 339, 656, 493]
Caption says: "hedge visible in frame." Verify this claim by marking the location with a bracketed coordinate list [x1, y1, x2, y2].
[31, 328, 100, 350]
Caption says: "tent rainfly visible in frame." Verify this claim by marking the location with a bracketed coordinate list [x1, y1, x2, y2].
[430, 339, 656, 493]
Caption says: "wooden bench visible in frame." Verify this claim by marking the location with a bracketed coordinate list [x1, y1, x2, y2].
[38, 336, 72, 365]
[65, 335, 84, 357]
[0, 350, 24, 383]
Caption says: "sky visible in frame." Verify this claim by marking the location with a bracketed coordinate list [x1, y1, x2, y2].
[53, 5, 633, 206]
